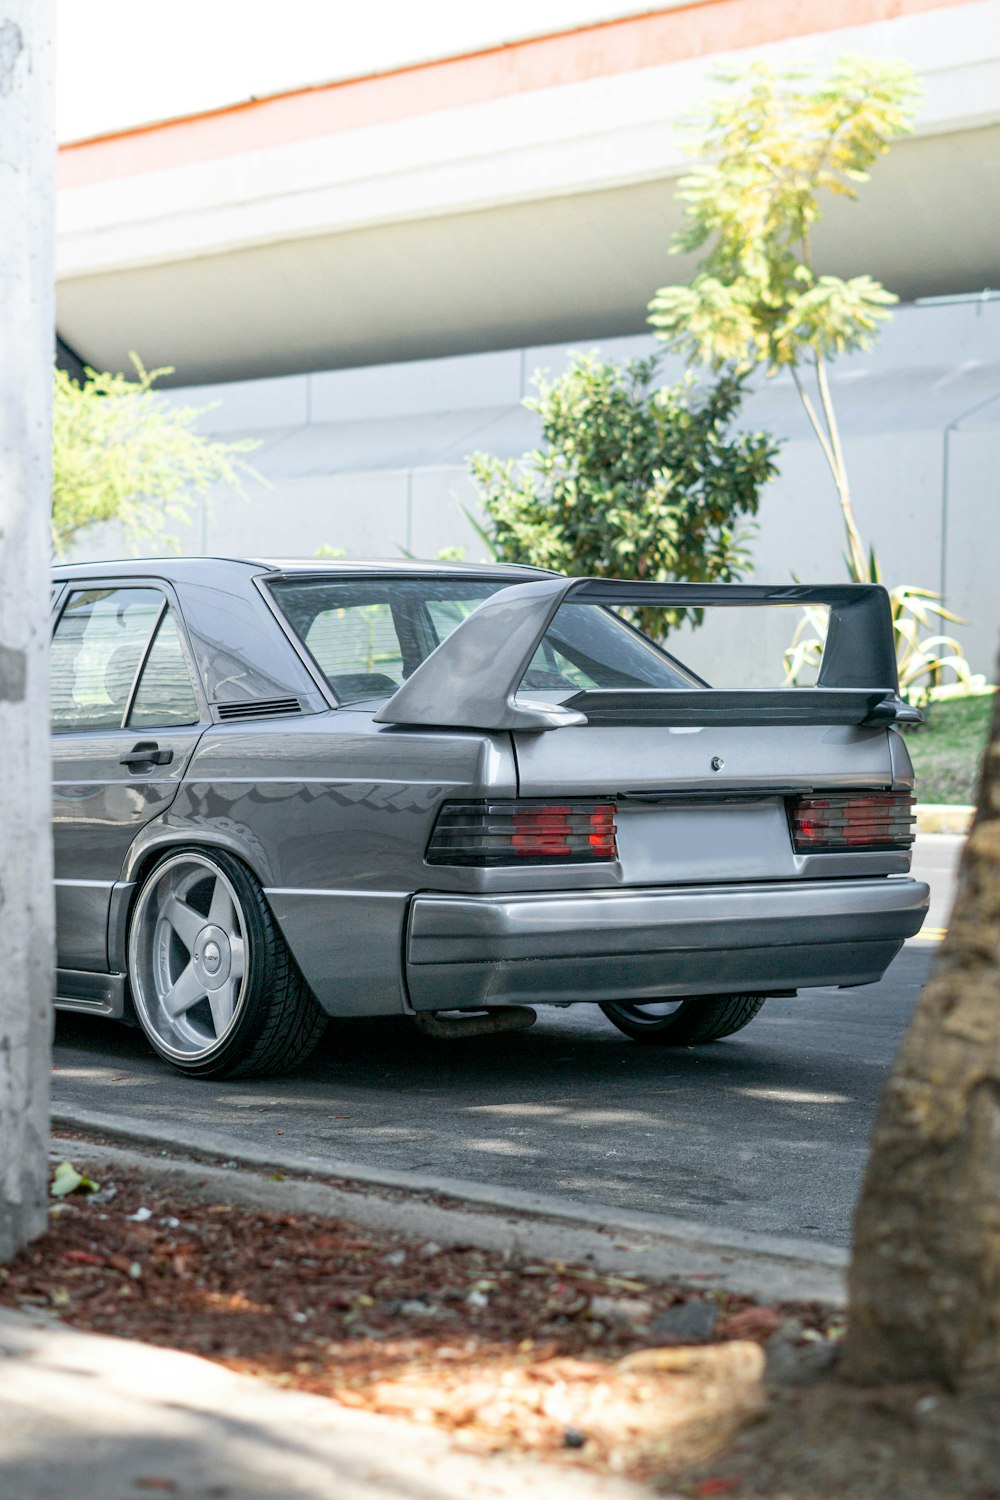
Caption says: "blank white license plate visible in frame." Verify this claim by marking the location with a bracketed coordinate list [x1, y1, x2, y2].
[614, 800, 795, 884]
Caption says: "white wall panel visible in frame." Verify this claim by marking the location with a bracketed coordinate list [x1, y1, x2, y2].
[65, 300, 1000, 686]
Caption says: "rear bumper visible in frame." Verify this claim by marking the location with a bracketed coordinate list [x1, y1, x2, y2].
[404, 876, 929, 1010]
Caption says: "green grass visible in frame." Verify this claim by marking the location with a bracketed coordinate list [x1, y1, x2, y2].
[903, 691, 996, 805]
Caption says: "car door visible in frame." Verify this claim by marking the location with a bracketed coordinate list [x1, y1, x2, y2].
[52, 582, 208, 975]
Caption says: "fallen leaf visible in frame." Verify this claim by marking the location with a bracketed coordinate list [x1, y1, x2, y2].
[718, 1306, 783, 1342]
[50, 1162, 99, 1197]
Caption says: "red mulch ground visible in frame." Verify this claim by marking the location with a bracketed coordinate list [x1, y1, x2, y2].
[0, 1155, 842, 1485]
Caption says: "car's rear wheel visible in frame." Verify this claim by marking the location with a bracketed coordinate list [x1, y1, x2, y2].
[599, 994, 766, 1045]
[127, 847, 327, 1079]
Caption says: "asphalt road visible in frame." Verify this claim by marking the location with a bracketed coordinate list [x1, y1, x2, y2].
[51, 835, 963, 1249]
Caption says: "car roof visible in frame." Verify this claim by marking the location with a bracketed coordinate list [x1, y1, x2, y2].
[50, 556, 558, 582]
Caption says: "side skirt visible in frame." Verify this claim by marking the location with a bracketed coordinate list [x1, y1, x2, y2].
[54, 969, 127, 1019]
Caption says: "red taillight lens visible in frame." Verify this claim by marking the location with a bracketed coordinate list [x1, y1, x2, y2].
[588, 804, 618, 858]
[790, 792, 916, 853]
[512, 805, 573, 857]
[427, 800, 618, 866]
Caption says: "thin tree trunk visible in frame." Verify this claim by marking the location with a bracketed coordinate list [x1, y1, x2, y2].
[791, 364, 868, 582]
[814, 352, 868, 582]
[791, 366, 839, 477]
[794, 228, 869, 582]
[844, 672, 1000, 1389]
[0, 0, 55, 1261]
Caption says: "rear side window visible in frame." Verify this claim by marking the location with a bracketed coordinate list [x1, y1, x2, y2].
[129, 610, 200, 728]
[51, 588, 163, 732]
[51, 587, 200, 732]
[269, 577, 698, 703]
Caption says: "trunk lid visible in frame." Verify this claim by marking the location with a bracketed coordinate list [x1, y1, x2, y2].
[513, 720, 898, 885]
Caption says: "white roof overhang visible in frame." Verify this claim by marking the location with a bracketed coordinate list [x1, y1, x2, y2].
[56, 1, 1000, 384]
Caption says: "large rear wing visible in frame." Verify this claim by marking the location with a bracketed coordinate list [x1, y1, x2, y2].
[373, 578, 917, 733]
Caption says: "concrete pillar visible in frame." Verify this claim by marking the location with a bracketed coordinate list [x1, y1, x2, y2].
[0, 0, 55, 1260]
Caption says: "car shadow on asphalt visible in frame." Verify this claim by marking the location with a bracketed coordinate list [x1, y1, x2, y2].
[53, 945, 929, 1100]
[52, 993, 917, 1244]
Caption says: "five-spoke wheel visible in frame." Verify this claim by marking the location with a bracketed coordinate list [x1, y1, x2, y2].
[127, 847, 326, 1078]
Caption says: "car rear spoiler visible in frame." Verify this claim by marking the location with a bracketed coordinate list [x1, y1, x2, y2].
[373, 577, 919, 733]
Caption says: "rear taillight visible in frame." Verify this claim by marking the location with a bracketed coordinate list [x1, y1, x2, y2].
[427, 800, 617, 866]
[790, 792, 916, 853]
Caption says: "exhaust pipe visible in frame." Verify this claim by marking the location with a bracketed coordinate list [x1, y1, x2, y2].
[411, 1006, 537, 1040]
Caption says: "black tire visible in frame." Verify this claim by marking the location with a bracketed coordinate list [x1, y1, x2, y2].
[599, 994, 766, 1045]
[127, 846, 327, 1079]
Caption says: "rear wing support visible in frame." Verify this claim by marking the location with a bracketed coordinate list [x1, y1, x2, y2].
[373, 578, 915, 733]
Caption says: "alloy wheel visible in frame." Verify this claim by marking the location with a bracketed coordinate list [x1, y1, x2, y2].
[128, 852, 248, 1061]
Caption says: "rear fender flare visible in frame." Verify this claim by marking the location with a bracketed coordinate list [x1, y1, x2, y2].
[110, 823, 276, 974]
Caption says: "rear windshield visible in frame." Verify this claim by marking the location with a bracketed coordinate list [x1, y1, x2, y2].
[267, 577, 698, 704]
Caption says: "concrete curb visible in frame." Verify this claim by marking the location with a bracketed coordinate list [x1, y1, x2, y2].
[915, 803, 975, 835]
[52, 1103, 847, 1307]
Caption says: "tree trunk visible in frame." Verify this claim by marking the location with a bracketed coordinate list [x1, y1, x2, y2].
[0, 0, 55, 1262]
[813, 353, 869, 583]
[790, 363, 868, 583]
[844, 672, 1000, 1389]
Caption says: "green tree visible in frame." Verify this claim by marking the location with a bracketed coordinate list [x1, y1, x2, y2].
[469, 353, 778, 637]
[648, 56, 918, 582]
[52, 357, 258, 557]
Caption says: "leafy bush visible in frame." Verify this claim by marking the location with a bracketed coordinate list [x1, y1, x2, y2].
[53, 357, 258, 557]
[469, 353, 778, 636]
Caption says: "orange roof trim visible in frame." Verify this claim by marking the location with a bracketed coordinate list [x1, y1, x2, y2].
[59, 0, 968, 189]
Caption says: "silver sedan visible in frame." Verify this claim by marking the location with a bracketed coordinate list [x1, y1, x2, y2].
[50, 559, 928, 1078]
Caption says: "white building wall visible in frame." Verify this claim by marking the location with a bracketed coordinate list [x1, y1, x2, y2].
[73, 297, 1000, 687]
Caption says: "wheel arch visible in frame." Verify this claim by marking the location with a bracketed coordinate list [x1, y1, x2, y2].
[110, 828, 275, 975]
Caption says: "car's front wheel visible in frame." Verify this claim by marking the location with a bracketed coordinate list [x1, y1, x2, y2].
[599, 994, 766, 1045]
[127, 847, 327, 1079]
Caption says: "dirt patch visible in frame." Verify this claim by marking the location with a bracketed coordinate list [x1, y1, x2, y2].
[1, 1157, 840, 1485]
[714, 1381, 1000, 1499]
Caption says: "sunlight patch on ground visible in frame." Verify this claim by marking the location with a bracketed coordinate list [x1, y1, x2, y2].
[465, 1103, 566, 1117]
[570, 1110, 657, 1127]
[51, 1065, 123, 1081]
[734, 1086, 852, 1105]
[468, 1138, 538, 1155]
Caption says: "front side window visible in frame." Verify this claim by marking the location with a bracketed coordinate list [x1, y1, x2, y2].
[268, 577, 698, 704]
[51, 588, 163, 732]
